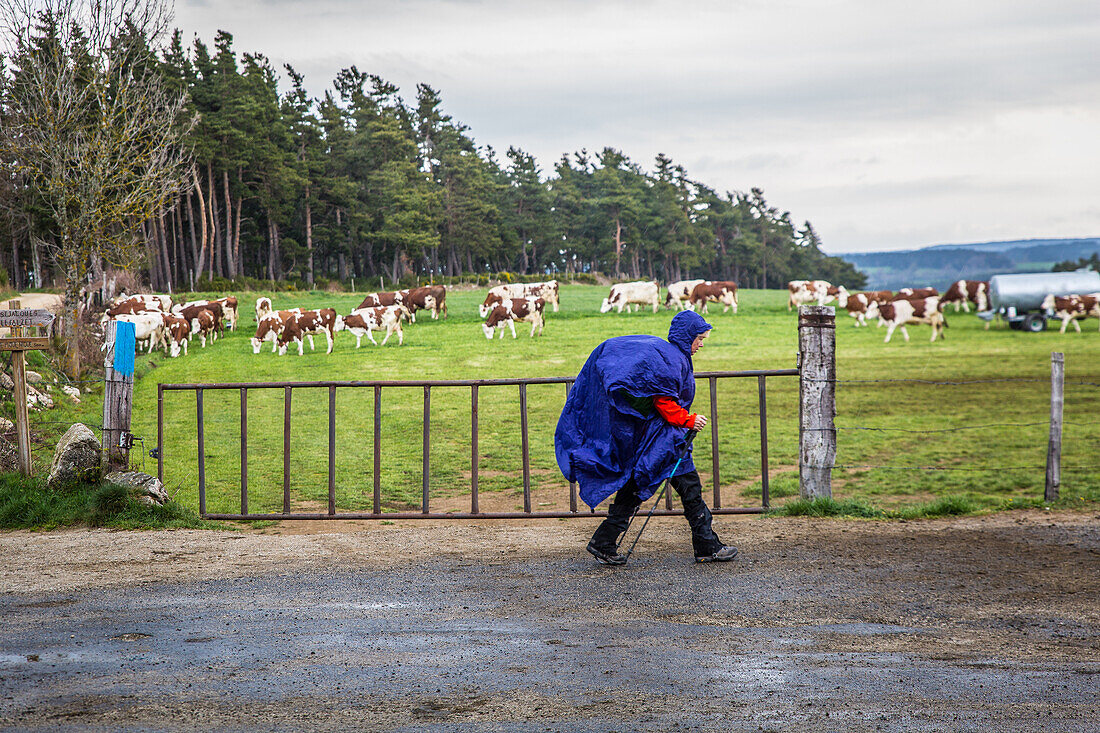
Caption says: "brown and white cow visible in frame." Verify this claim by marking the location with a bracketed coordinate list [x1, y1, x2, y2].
[600, 281, 660, 314]
[102, 294, 167, 324]
[189, 309, 218, 348]
[277, 308, 338, 355]
[179, 296, 239, 330]
[336, 305, 406, 347]
[400, 286, 447, 322]
[108, 292, 172, 312]
[112, 312, 166, 352]
[787, 280, 844, 310]
[482, 297, 545, 339]
[665, 279, 705, 310]
[941, 280, 989, 313]
[841, 291, 894, 326]
[159, 313, 191, 357]
[895, 287, 939, 300]
[250, 309, 302, 353]
[255, 296, 273, 322]
[1041, 294, 1100, 333]
[867, 296, 946, 343]
[176, 303, 224, 343]
[688, 281, 738, 315]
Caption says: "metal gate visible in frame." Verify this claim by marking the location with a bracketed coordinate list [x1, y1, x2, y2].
[157, 369, 798, 520]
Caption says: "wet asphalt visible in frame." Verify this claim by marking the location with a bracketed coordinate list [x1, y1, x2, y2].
[1, 539, 1098, 731]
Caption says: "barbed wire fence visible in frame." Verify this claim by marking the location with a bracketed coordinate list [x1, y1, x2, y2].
[796, 307, 1095, 505]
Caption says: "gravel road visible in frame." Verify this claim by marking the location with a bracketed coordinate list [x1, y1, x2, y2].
[1, 510, 1098, 731]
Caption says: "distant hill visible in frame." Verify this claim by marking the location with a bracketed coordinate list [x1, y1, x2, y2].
[837, 237, 1100, 290]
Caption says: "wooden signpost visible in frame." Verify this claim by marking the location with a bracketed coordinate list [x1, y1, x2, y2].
[0, 301, 55, 475]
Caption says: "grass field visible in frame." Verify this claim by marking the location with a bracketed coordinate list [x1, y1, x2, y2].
[42, 285, 1100, 517]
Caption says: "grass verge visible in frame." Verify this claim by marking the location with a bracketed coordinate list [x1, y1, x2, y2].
[0, 473, 213, 530]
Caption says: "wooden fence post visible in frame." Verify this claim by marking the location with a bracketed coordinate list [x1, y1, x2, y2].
[1045, 352, 1064, 502]
[102, 320, 135, 471]
[799, 305, 836, 500]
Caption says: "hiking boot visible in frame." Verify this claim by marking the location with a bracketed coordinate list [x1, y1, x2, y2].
[695, 545, 738, 563]
[587, 542, 627, 565]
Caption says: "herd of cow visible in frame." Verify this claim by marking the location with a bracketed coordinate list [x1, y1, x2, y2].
[785, 278, 994, 343]
[102, 293, 240, 356]
[97, 274, 1099, 358]
[97, 281, 566, 358]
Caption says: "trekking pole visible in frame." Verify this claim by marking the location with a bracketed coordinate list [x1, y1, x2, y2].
[618, 430, 698, 562]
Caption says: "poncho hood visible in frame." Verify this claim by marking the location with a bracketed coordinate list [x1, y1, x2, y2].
[555, 313, 712, 509]
[667, 310, 713, 360]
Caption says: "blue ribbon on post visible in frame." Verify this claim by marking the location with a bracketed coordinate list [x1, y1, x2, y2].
[113, 320, 136, 377]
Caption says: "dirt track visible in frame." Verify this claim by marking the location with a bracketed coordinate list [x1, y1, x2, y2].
[1, 510, 1098, 731]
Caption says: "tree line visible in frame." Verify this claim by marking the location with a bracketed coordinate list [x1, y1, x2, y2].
[1, 13, 865, 299]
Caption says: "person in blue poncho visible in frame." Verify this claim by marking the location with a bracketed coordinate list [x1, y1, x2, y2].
[555, 309, 738, 565]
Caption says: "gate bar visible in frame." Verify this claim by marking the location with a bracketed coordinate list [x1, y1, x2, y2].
[471, 385, 479, 514]
[204, 507, 766, 521]
[328, 386, 336, 515]
[758, 375, 770, 509]
[240, 387, 248, 515]
[520, 383, 530, 513]
[160, 370, 799, 391]
[197, 389, 205, 516]
[283, 387, 291, 513]
[566, 380, 577, 513]
[157, 384, 164, 482]
[422, 385, 430, 513]
[373, 386, 381, 514]
[709, 375, 720, 507]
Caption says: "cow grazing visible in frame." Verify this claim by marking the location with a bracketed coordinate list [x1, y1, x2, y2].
[189, 309, 217, 347]
[336, 305, 406, 347]
[175, 301, 225, 338]
[1041, 294, 1100, 333]
[482, 297, 545, 339]
[940, 280, 989, 313]
[176, 304, 223, 344]
[600, 281, 660, 314]
[160, 313, 190, 357]
[251, 309, 302, 353]
[180, 296, 239, 330]
[867, 296, 947, 343]
[112, 312, 165, 352]
[688, 281, 739, 314]
[255, 296, 273, 322]
[277, 308, 338, 355]
[401, 286, 448, 321]
[895, 287, 939, 300]
[787, 280, 842, 310]
[665, 280, 705, 310]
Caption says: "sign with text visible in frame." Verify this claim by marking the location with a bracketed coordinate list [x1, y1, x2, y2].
[0, 337, 50, 351]
[0, 309, 55, 328]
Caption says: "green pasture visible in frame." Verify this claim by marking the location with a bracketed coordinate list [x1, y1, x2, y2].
[46, 285, 1100, 517]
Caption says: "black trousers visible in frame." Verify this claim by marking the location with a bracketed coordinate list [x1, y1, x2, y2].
[589, 469, 723, 556]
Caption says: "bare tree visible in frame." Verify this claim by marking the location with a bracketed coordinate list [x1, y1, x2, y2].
[0, 0, 194, 377]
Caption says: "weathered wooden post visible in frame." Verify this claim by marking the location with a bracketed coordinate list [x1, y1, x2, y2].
[102, 319, 136, 470]
[0, 300, 54, 475]
[799, 305, 836, 499]
[1045, 352, 1064, 502]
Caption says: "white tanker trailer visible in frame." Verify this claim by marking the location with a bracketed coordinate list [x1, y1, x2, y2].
[978, 269, 1100, 331]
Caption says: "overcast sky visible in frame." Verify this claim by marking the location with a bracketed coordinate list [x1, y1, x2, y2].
[174, 0, 1099, 253]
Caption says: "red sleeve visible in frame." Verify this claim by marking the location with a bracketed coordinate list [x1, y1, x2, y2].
[652, 395, 697, 429]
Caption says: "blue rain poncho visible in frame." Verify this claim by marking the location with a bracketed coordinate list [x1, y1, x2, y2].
[555, 310, 713, 509]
